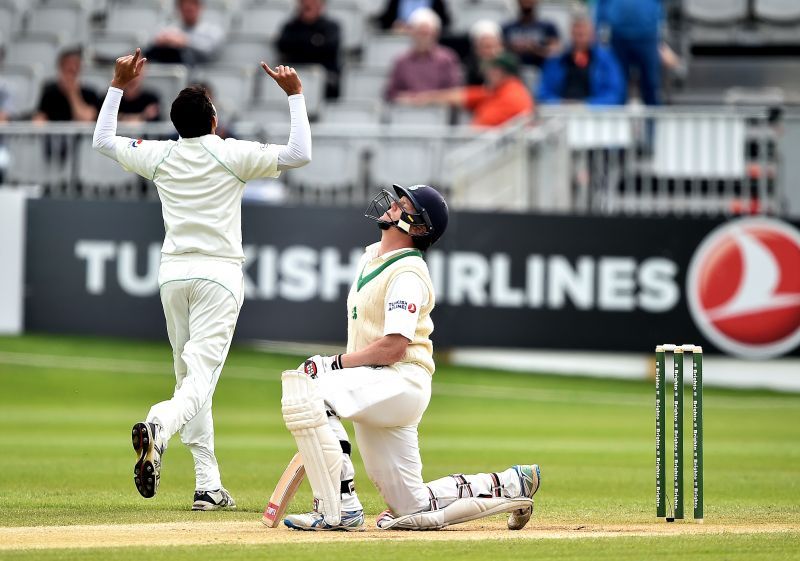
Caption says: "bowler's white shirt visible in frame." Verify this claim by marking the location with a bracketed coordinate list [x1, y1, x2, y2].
[114, 134, 279, 262]
[93, 86, 311, 263]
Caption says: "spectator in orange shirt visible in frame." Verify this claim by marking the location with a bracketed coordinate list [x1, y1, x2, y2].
[397, 52, 533, 127]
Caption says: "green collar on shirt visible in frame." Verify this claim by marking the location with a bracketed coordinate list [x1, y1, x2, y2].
[357, 249, 422, 292]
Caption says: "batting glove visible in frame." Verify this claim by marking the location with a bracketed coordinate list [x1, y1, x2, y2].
[302, 354, 343, 378]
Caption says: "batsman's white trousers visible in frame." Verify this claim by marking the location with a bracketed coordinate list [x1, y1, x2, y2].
[147, 257, 243, 491]
[315, 364, 433, 515]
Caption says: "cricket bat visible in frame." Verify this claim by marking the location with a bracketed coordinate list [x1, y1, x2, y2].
[262, 452, 306, 528]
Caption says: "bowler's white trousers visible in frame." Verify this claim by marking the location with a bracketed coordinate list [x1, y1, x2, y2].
[147, 256, 243, 492]
[313, 365, 524, 515]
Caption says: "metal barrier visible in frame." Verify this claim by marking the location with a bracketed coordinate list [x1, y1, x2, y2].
[539, 105, 782, 216]
[0, 105, 786, 217]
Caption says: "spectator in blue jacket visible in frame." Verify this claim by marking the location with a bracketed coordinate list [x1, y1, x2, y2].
[595, 0, 662, 105]
[537, 15, 624, 106]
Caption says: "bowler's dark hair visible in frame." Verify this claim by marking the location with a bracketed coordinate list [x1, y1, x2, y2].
[170, 86, 215, 138]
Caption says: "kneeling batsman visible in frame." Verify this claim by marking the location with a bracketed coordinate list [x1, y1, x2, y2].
[275, 184, 541, 531]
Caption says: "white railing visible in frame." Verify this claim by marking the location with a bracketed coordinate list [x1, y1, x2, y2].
[0, 105, 786, 217]
[538, 105, 781, 216]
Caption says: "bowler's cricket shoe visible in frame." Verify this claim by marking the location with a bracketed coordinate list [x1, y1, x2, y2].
[132, 422, 165, 499]
[507, 464, 541, 530]
[192, 488, 237, 511]
[284, 509, 365, 531]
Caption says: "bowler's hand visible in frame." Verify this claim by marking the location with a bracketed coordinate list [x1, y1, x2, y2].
[111, 48, 146, 89]
[261, 62, 303, 96]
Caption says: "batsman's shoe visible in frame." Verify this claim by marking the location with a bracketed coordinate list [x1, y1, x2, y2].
[132, 422, 165, 499]
[192, 488, 237, 511]
[507, 464, 540, 530]
[284, 509, 365, 531]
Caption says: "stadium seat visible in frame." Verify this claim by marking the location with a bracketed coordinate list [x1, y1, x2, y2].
[451, 0, 514, 33]
[385, 105, 450, 127]
[143, 65, 189, 120]
[653, 115, 746, 177]
[0, 1, 20, 44]
[239, 100, 291, 133]
[370, 136, 440, 187]
[363, 34, 411, 67]
[218, 34, 274, 67]
[0, 64, 42, 118]
[539, 1, 572, 44]
[87, 32, 143, 64]
[27, 1, 87, 43]
[237, 4, 290, 40]
[327, 1, 366, 53]
[191, 64, 256, 117]
[287, 135, 360, 190]
[317, 100, 381, 125]
[201, 0, 235, 33]
[754, 0, 800, 22]
[5, 33, 61, 71]
[76, 136, 138, 195]
[342, 66, 388, 102]
[258, 64, 326, 118]
[683, 0, 748, 24]
[106, 1, 163, 36]
[5, 134, 73, 186]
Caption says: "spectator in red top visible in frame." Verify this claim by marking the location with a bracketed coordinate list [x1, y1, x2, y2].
[397, 52, 533, 127]
[385, 8, 462, 102]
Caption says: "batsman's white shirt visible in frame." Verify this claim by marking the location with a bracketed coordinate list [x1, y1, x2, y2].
[315, 244, 436, 515]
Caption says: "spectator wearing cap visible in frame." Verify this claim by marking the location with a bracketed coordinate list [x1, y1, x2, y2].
[377, 0, 451, 32]
[34, 47, 101, 122]
[537, 15, 624, 105]
[503, 0, 561, 68]
[385, 8, 462, 102]
[464, 20, 505, 86]
[595, 0, 662, 105]
[276, 0, 342, 99]
[146, 0, 225, 65]
[397, 52, 533, 128]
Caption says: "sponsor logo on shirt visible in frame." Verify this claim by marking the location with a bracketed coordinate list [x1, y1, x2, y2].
[130, 139, 143, 148]
[407, 303, 417, 313]
[388, 300, 408, 312]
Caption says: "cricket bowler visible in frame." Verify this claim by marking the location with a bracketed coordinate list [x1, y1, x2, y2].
[92, 49, 312, 510]
[280, 184, 541, 530]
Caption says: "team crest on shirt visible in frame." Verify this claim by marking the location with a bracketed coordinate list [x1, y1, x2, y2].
[387, 300, 408, 312]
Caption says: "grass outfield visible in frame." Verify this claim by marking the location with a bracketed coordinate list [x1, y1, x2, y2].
[0, 334, 799, 560]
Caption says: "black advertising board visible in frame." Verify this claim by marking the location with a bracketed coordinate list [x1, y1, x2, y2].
[25, 200, 800, 359]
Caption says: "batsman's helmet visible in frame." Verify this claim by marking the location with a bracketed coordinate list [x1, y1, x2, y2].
[365, 184, 449, 251]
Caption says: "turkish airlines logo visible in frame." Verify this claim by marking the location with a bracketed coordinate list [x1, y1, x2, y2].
[687, 217, 800, 358]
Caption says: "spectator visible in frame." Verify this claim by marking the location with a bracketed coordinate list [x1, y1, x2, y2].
[118, 72, 161, 123]
[276, 0, 342, 99]
[398, 52, 533, 128]
[34, 47, 101, 122]
[503, 0, 561, 68]
[463, 20, 505, 86]
[595, 0, 662, 105]
[385, 8, 462, 102]
[377, 0, 451, 32]
[537, 15, 624, 105]
[146, 0, 225, 65]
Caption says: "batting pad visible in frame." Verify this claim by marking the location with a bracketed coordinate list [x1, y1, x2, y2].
[377, 497, 533, 530]
[281, 370, 343, 526]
